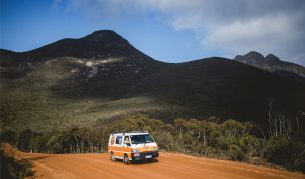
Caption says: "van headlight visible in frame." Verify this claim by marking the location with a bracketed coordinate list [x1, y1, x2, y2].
[153, 148, 159, 151]
[132, 149, 140, 153]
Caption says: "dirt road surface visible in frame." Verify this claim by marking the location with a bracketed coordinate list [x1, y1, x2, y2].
[19, 152, 304, 179]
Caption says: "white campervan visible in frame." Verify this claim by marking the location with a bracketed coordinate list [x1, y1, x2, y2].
[108, 131, 159, 164]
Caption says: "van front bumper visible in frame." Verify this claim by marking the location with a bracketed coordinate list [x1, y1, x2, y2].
[131, 151, 159, 161]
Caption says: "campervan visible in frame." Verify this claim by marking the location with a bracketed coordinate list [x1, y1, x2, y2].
[108, 131, 159, 164]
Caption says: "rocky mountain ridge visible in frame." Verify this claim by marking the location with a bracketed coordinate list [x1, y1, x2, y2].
[234, 51, 305, 83]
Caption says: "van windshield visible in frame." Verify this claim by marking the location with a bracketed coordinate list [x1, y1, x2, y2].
[130, 134, 154, 144]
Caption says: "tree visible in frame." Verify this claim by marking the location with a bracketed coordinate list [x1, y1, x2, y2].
[220, 119, 246, 138]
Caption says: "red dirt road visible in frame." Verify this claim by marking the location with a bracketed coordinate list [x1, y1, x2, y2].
[19, 152, 304, 179]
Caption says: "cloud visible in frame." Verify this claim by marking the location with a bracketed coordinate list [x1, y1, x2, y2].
[54, 0, 305, 65]
[202, 13, 303, 57]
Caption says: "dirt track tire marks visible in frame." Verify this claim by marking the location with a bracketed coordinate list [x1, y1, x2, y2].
[20, 152, 304, 179]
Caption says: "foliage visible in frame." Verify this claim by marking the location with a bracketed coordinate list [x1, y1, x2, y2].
[0, 143, 32, 179]
[265, 136, 305, 171]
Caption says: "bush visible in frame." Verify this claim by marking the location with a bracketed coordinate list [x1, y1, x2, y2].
[266, 136, 305, 170]
[295, 150, 305, 173]
[217, 136, 239, 149]
[0, 143, 32, 179]
[18, 129, 39, 152]
[228, 144, 245, 161]
[0, 130, 18, 145]
[153, 131, 176, 151]
[220, 119, 246, 138]
[239, 135, 261, 160]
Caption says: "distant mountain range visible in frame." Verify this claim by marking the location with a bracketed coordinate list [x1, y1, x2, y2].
[234, 51, 305, 84]
[1, 30, 305, 132]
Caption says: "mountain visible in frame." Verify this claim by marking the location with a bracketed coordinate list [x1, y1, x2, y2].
[233, 51, 305, 83]
[1, 30, 305, 132]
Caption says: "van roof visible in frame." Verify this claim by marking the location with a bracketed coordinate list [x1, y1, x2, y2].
[111, 131, 149, 135]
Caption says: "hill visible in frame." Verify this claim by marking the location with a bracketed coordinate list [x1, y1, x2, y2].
[1, 30, 305, 132]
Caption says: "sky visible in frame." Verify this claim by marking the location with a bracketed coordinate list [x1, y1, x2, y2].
[1, 0, 305, 65]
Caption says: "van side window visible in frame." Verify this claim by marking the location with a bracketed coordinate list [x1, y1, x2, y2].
[115, 136, 122, 144]
[110, 136, 115, 145]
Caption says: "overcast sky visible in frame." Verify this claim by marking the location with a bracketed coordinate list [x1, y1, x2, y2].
[1, 0, 305, 65]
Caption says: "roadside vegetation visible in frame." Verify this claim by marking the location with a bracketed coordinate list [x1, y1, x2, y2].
[0, 143, 32, 179]
[1, 114, 304, 173]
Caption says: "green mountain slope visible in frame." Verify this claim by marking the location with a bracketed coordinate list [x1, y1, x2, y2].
[1, 30, 305, 132]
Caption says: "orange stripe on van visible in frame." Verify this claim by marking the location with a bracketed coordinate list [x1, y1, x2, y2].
[108, 146, 132, 157]
[108, 146, 132, 152]
[108, 146, 157, 158]
[108, 146, 156, 152]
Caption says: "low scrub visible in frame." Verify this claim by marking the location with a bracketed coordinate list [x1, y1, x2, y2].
[265, 136, 305, 172]
[0, 143, 32, 179]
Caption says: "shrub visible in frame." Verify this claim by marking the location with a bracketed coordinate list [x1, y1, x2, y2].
[266, 136, 305, 170]
[153, 131, 176, 151]
[220, 119, 246, 138]
[0, 143, 32, 179]
[217, 136, 239, 149]
[0, 130, 18, 145]
[295, 150, 305, 173]
[228, 144, 245, 161]
[239, 135, 261, 160]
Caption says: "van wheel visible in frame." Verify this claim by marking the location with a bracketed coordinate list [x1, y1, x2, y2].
[123, 154, 131, 165]
[147, 158, 154, 163]
[110, 152, 116, 162]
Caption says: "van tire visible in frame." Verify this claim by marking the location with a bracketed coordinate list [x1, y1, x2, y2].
[110, 152, 116, 162]
[123, 154, 131, 165]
